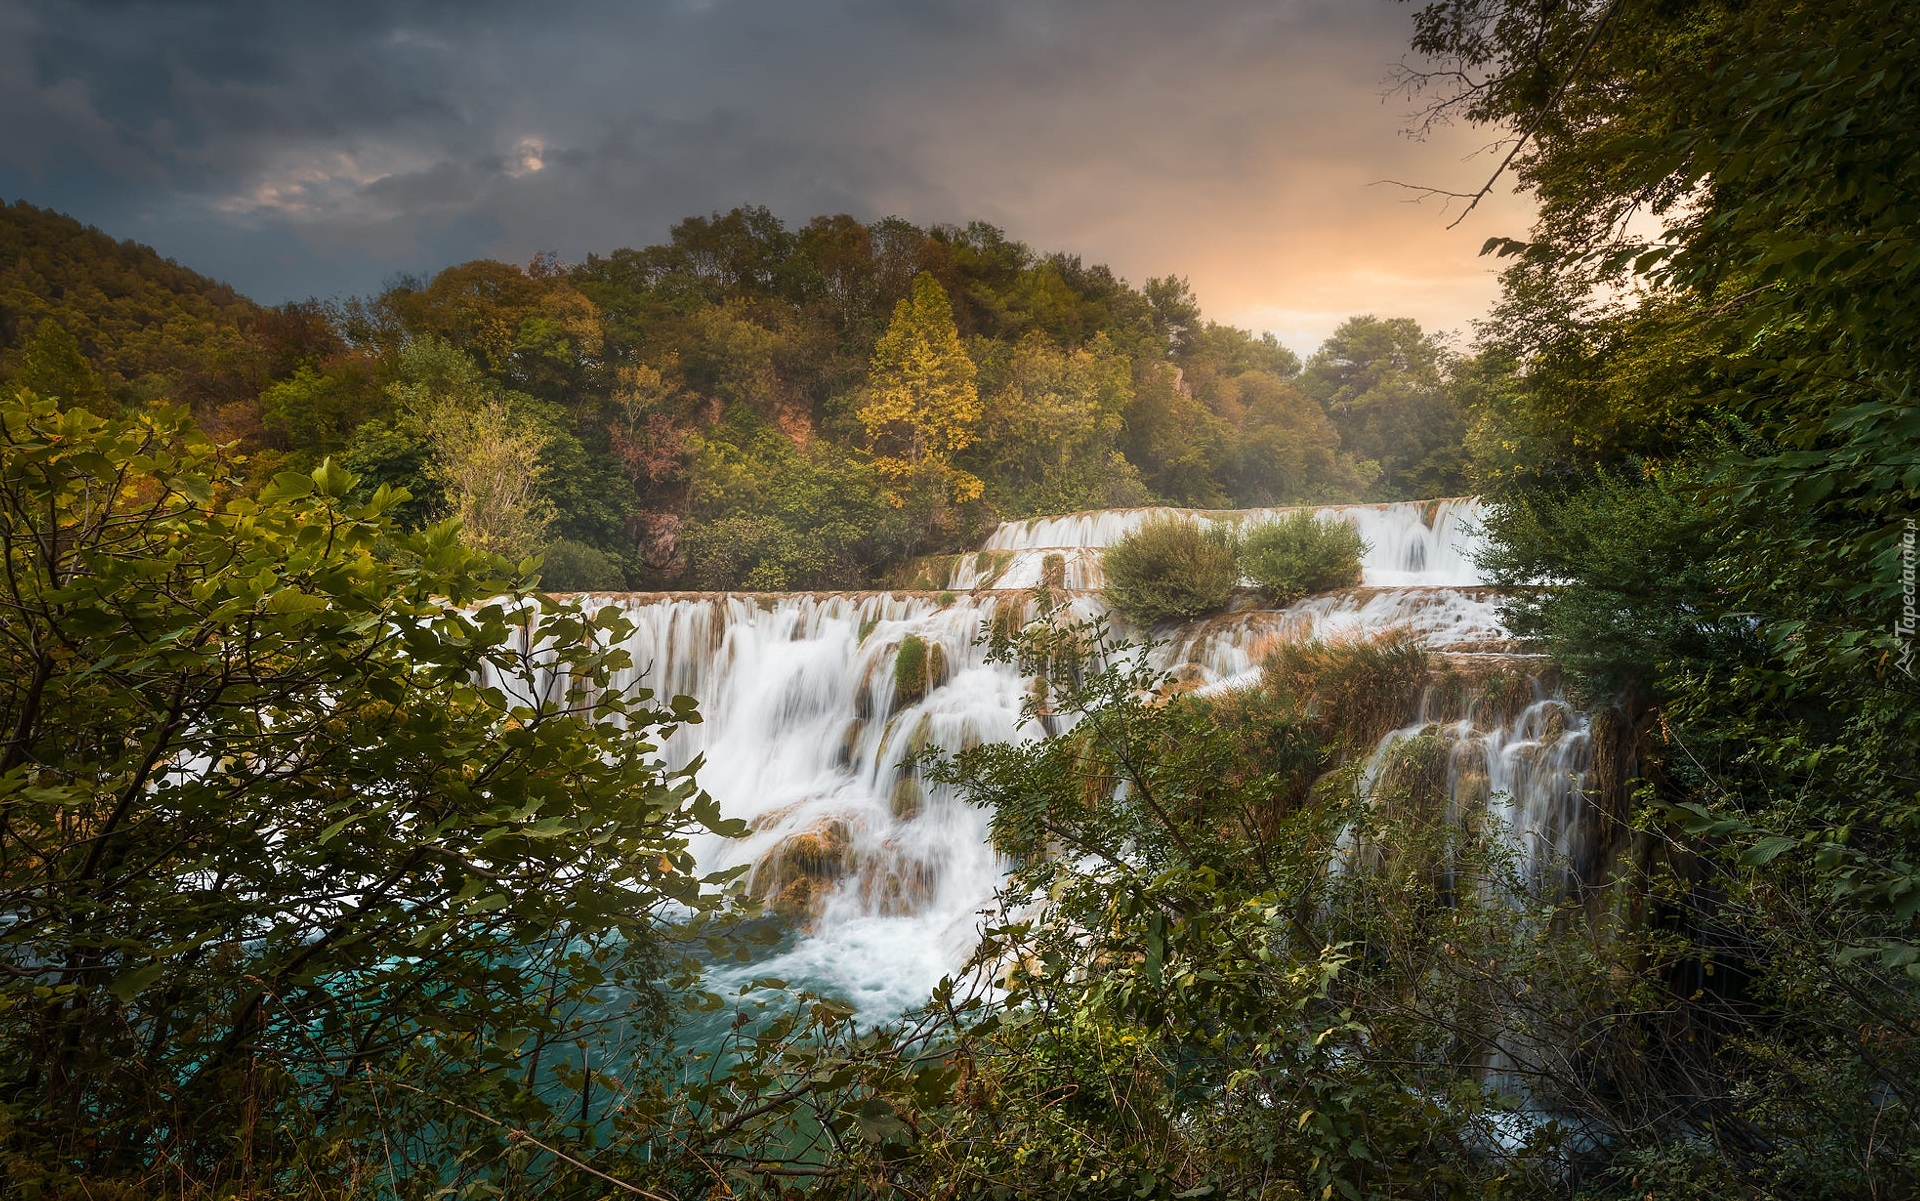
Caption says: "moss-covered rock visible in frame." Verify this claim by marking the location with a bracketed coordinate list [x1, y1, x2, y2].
[989, 600, 1022, 645]
[1042, 551, 1067, 590]
[895, 635, 928, 705]
[750, 821, 855, 921]
[894, 635, 947, 706]
[890, 774, 924, 820]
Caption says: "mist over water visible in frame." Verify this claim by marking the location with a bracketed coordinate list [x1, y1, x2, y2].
[581, 498, 1593, 1018]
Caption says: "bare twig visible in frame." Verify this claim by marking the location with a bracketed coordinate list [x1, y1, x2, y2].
[1378, 0, 1626, 229]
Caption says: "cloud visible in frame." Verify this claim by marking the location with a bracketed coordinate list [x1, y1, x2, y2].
[0, 0, 1532, 351]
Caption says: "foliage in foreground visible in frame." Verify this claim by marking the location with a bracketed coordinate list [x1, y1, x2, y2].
[902, 607, 1919, 1198]
[0, 390, 744, 1196]
[1419, 0, 1920, 1191]
[1100, 515, 1241, 624]
[890, 612, 1585, 1198]
[1240, 509, 1368, 606]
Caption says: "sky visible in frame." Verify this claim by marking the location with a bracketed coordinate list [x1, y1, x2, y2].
[0, 0, 1535, 354]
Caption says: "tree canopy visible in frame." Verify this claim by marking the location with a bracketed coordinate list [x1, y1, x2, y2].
[857, 272, 984, 507]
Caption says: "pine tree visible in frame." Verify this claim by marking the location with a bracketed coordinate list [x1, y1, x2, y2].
[857, 272, 982, 504]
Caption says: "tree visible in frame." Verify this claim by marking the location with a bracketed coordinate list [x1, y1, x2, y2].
[969, 331, 1147, 516]
[389, 339, 557, 562]
[1300, 315, 1463, 499]
[340, 415, 442, 529]
[388, 258, 604, 402]
[1143, 275, 1203, 355]
[6, 319, 108, 413]
[1212, 369, 1376, 504]
[1411, 1, 1920, 1189]
[1451, 263, 1729, 488]
[427, 395, 556, 562]
[856, 272, 984, 507]
[679, 425, 909, 590]
[1119, 360, 1231, 508]
[257, 358, 384, 460]
[0, 390, 737, 1193]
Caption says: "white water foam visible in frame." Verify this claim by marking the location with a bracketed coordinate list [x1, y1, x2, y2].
[1347, 684, 1595, 888]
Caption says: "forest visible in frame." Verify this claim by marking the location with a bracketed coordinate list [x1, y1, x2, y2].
[2, 0, 1917, 1197]
[0, 196, 1461, 591]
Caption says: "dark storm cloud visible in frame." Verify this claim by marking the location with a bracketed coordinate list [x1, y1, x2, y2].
[0, 0, 1530, 346]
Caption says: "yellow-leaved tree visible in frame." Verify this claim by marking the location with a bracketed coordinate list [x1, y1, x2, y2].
[857, 272, 982, 506]
[387, 338, 556, 562]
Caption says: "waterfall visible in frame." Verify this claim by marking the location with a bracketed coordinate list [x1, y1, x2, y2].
[956, 497, 1488, 592]
[1349, 678, 1596, 888]
[573, 496, 1591, 1016]
[591, 593, 1037, 1015]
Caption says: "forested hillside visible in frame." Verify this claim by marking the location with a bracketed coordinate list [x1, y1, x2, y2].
[0, 201, 331, 415]
[0, 201, 1467, 590]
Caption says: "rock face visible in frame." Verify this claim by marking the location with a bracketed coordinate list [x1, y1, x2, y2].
[750, 821, 853, 920]
[520, 497, 1600, 1014]
[634, 510, 686, 574]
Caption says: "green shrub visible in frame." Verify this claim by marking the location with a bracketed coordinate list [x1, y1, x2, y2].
[1241, 510, 1366, 606]
[1100, 515, 1240, 623]
[538, 537, 626, 591]
[1259, 631, 1429, 751]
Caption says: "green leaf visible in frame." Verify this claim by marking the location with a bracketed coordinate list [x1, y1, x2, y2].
[851, 1097, 909, 1145]
[108, 962, 164, 1001]
[311, 457, 359, 499]
[317, 813, 361, 846]
[1742, 836, 1799, 866]
[264, 589, 329, 615]
[267, 471, 316, 499]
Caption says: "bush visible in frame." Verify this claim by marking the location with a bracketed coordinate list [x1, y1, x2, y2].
[0, 395, 728, 1194]
[1241, 510, 1366, 605]
[1260, 631, 1429, 751]
[539, 537, 626, 590]
[1100, 515, 1240, 623]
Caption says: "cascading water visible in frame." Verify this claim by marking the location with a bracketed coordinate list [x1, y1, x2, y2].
[596, 592, 1049, 1014]
[579, 497, 1595, 1017]
[1348, 678, 1595, 888]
